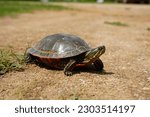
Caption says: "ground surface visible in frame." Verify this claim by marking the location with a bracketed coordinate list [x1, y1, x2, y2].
[0, 3, 150, 100]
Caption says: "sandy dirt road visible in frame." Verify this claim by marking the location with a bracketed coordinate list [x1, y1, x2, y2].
[0, 3, 150, 99]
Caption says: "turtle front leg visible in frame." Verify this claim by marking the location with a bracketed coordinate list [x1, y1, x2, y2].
[93, 58, 104, 71]
[64, 59, 76, 76]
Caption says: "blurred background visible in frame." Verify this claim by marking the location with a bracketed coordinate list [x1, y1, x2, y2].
[0, 0, 149, 18]
[1, 0, 150, 3]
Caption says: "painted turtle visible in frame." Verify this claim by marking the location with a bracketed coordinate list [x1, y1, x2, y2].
[25, 33, 105, 76]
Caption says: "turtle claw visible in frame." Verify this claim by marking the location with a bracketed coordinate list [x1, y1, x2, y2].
[64, 71, 73, 76]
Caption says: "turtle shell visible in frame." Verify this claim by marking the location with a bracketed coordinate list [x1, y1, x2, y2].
[28, 33, 91, 58]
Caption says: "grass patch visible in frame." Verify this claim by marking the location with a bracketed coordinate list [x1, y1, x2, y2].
[0, 1, 71, 17]
[0, 49, 25, 75]
[104, 21, 129, 27]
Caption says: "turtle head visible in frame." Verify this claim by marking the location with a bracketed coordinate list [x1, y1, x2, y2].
[83, 45, 105, 64]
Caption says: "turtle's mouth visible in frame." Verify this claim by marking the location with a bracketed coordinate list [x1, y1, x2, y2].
[83, 45, 105, 63]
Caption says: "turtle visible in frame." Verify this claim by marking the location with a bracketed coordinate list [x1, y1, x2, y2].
[25, 33, 105, 76]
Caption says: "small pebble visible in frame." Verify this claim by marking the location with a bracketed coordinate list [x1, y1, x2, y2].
[147, 77, 150, 81]
[143, 87, 150, 91]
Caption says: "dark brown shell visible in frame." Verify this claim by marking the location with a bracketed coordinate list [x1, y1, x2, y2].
[28, 33, 91, 58]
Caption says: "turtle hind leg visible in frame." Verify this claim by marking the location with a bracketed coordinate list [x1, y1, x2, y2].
[64, 59, 76, 76]
[24, 52, 34, 63]
[93, 58, 104, 71]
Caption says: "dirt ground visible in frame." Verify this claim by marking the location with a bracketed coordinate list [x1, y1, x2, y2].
[0, 3, 150, 100]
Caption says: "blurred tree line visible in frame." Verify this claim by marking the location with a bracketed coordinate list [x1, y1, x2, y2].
[1, 0, 116, 2]
[1, 0, 149, 3]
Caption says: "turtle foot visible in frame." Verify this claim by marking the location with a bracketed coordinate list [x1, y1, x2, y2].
[94, 59, 104, 71]
[64, 71, 73, 76]
[64, 59, 76, 76]
[24, 53, 32, 63]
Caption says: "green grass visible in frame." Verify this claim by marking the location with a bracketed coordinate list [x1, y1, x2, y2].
[0, 49, 25, 75]
[104, 21, 129, 27]
[0, 1, 70, 17]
